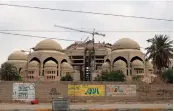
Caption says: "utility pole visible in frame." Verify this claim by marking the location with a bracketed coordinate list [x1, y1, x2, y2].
[54, 25, 105, 81]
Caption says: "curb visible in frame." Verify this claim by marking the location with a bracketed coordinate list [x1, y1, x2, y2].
[2, 108, 173, 111]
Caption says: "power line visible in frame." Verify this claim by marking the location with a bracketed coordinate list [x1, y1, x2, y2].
[0, 30, 172, 33]
[0, 32, 80, 42]
[0, 3, 172, 22]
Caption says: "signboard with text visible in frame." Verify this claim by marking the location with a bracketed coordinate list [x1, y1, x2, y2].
[13, 83, 35, 101]
[68, 85, 105, 96]
[106, 85, 136, 96]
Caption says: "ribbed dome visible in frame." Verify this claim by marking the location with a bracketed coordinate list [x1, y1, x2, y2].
[34, 39, 62, 51]
[8, 50, 27, 61]
[44, 60, 57, 67]
[29, 61, 40, 67]
[131, 60, 143, 67]
[61, 62, 73, 71]
[114, 60, 126, 67]
[101, 62, 110, 68]
[145, 61, 153, 68]
[112, 38, 140, 51]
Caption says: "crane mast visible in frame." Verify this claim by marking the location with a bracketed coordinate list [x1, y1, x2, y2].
[54, 25, 105, 81]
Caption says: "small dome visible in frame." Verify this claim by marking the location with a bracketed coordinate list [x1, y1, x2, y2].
[28, 61, 40, 67]
[61, 62, 73, 71]
[101, 62, 110, 68]
[8, 50, 27, 61]
[131, 60, 144, 67]
[112, 38, 140, 51]
[145, 61, 153, 68]
[114, 60, 126, 67]
[44, 60, 57, 67]
[34, 39, 62, 51]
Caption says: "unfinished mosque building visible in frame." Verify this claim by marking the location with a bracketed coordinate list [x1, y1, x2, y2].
[5, 38, 172, 83]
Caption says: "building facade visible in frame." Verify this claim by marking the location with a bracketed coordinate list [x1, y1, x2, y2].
[6, 39, 79, 82]
[4, 38, 167, 83]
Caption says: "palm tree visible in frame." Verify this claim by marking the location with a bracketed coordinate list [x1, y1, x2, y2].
[0, 62, 19, 81]
[145, 34, 173, 76]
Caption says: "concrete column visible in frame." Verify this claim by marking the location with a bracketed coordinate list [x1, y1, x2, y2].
[58, 64, 61, 77]
[40, 63, 43, 76]
[144, 66, 146, 76]
[127, 53, 131, 76]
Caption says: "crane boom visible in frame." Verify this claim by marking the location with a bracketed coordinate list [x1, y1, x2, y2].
[54, 25, 105, 37]
[83, 37, 89, 43]
[54, 24, 106, 81]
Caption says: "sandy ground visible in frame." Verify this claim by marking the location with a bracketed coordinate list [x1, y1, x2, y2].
[0, 103, 172, 110]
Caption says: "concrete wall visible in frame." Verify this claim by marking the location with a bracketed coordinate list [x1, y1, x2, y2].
[0, 81, 172, 103]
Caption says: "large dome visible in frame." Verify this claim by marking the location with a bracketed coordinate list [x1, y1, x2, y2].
[112, 38, 140, 51]
[34, 39, 62, 51]
[8, 50, 27, 61]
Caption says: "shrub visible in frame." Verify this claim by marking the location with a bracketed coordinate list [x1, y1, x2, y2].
[162, 68, 173, 83]
[60, 74, 73, 81]
[94, 71, 125, 82]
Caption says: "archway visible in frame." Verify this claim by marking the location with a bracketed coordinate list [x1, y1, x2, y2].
[19, 67, 22, 76]
[130, 56, 144, 76]
[113, 56, 128, 66]
[61, 59, 68, 63]
[113, 56, 128, 75]
[43, 57, 58, 65]
[29, 57, 41, 76]
[29, 57, 41, 63]
[130, 56, 144, 63]
[106, 59, 111, 64]
[43, 57, 58, 76]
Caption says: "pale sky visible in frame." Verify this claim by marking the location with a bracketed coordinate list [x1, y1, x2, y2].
[0, 1, 173, 65]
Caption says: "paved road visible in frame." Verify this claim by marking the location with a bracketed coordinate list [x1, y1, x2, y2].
[0, 103, 172, 110]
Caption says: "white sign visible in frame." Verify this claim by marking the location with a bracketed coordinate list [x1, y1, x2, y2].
[13, 83, 35, 101]
[106, 85, 136, 96]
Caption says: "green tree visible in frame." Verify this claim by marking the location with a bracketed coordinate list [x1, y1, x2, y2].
[0, 62, 20, 81]
[94, 71, 125, 82]
[145, 34, 173, 75]
[162, 68, 173, 83]
[60, 74, 73, 81]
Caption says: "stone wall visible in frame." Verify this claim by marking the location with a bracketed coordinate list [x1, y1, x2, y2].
[0, 81, 172, 103]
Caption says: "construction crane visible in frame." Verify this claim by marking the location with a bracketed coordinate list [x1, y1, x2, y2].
[83, 36, 89, 43]
[54, 25, 105, 81]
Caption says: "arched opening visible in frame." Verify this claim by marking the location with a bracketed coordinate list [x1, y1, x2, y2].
[106, 59, 111, 63]
[43, 57, 58, 77]
[43, 57, 58, 65]
[29, 57, 41, 76]
[61, 59, 68, 63]
[130, 56, 144, 75]
[130, 56, 143, 63]
[29, 57, 41, 63]
[113, 56, 128, 75]
[19, 67, 22, 74]
[113, 56, 128, 66]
